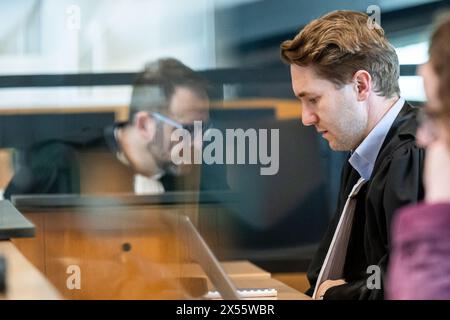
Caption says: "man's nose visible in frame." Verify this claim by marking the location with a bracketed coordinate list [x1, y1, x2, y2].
[301, 107, 318, 126]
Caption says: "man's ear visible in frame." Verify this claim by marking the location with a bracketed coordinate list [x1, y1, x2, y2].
[353, 70, 371, 101]
[134, 111, 156, 141]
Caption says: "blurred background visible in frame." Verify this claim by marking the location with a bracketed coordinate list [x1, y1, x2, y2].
[1, 0, 449, 294]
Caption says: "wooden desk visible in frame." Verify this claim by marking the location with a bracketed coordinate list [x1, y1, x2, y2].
[11, 207, 188, 299]
[9, 193, 237, 299]
[182, 261, 310, 300]
[0, 241, 61, 300]
[11, 192, 236, 270]
[230, 278, 310, 300]
[0, 241, 307, 300]
[9, 193, 309, 300]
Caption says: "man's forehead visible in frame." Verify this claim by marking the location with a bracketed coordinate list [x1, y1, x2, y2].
[290, 63, 315, 76]
[169, 86, 209, 122]
[290, 64, 333, 95]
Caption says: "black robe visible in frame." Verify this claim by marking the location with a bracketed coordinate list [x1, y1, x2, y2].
[3, 126, 107, 198]
[4, 124, 228, 199]
[306, 102, 425, 300]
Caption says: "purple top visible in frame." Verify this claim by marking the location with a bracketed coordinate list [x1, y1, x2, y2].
[387, 202, 450, 300]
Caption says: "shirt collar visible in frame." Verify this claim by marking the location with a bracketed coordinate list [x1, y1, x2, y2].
[349, 97, 405, 180]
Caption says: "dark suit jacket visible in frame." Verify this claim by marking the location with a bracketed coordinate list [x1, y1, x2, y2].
[4, 126, 107, 199]
[306, 102, 425, 300]
[4, 125, 228, 199]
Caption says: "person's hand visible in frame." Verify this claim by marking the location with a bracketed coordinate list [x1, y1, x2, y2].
[315, 279, 347, 299]
[424, 136, 450, 203]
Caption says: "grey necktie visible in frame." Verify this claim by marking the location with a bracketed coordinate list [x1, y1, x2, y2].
[313, 177, 367, 299]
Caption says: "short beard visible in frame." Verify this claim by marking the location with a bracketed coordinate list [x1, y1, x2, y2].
[331, 111, 367, 151]
[146, 121, 180, 176]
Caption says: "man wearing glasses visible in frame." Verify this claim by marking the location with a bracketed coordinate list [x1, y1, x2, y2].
[4, 58, 226, 198]
[109, 58, 213, 193]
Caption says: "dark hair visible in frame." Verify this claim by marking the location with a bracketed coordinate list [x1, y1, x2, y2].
[280, 10, 400, 98]
[129, 58, 209, 120]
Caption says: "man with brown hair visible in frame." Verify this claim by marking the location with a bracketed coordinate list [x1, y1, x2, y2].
[280, 10, 424, 299]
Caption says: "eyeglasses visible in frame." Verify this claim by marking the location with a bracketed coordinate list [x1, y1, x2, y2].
[151, 112, 211, 135]
[151, 112, 183, 129]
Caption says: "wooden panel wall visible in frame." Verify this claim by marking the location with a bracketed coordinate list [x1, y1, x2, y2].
[11, 204, 204, 299]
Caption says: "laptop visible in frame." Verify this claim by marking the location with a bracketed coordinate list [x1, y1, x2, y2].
[168, 215, 277, 300]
